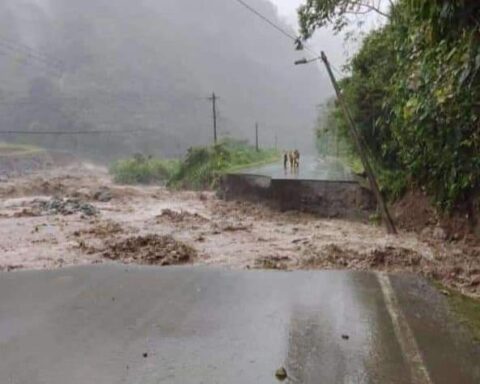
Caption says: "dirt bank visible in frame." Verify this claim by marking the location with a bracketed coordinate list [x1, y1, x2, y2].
[0, 164, 479, 297]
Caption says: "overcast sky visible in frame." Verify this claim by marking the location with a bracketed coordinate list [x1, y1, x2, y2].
[269, 0, 385, 73]
[270, 0, 302, 25]
[268, 0, 352, 76]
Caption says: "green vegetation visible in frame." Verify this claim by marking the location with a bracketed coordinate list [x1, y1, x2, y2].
[434, 283, 480, 342]
[110, 140, 278, 189]
[110, 155, 179, 185]
[0, 142, 44, 157]
[168, 139, 279, 190]
[315, 99, 365, 176]
[304, 0, 480, 212]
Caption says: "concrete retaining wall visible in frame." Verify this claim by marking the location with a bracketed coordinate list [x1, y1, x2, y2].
[219, 173, 376, 219]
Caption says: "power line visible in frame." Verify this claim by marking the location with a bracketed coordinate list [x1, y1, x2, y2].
[232, 0, 347, 80]
[232, 0, 299, 42]
[0, 128, 156, 135]
[231, 0, 325, 61]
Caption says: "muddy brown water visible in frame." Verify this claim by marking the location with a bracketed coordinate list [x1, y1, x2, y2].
[0, 164, 478, 297]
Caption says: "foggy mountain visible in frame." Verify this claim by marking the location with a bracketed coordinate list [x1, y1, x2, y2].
[0, 0, 330, 161]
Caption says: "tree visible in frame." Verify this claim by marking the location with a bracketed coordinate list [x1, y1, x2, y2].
[298, 0, 393, 37]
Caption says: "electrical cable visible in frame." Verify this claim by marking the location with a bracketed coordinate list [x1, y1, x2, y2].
[0, 128, 157, 135]
[231, 0, 327, 62]
[232, 0, 299, 42]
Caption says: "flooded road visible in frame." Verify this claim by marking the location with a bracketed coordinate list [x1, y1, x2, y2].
[0, 265, 478, 383]
[238, 156, 355, 181]
[0, 164, 479, 297]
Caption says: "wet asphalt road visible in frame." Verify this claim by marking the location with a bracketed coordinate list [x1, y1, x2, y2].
[0, 265, 479, 384]
[238, 156, 355, 181]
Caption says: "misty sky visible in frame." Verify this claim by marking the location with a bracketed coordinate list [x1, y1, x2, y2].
[270, 0, 385, 70]
[269, 0, 351, 71]
[270, 0, 302, 24]
[0, 0, 386, 160]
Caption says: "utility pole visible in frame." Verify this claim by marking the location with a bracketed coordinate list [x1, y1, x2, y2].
[255, 122, 259, 151]
[208, 92, 218, 144]
[335, 123, 340, 158]
[320, 51, 397, 234]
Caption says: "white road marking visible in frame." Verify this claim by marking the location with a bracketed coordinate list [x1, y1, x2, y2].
[377, 272, 433, 384]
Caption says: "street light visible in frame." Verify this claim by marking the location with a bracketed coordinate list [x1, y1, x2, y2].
[294, 58, 308, 65]
[294, 56, 321, 66]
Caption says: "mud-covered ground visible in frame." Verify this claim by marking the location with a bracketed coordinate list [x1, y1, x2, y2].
[0, 164, 479, 297]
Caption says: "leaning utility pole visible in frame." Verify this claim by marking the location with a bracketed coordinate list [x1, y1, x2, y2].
[320, 51, 397, 234]
[255, 122, 259, 151]
[208, 92, 218, 144]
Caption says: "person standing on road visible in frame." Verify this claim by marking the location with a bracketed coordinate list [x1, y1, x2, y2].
[294, 149, 300, 168]
[283, 151, 288, 169]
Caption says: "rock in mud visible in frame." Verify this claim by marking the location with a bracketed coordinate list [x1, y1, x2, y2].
[93, 187, 113, 202]
[432, 226, 447, 241]
[103, 234, 197, 266]
[156, 209, 208, 225]
[275, 367, 287, 381]
[73, 220, 123, 238]
[367, 246, 421, 268]
[255, 255, 290, 270]
[34, 197, 98, 217]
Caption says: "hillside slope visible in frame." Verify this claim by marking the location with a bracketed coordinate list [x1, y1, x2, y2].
[0, 0, 327, 161]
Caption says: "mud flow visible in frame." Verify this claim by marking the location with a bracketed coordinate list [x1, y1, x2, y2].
[0, 164, 479, 297]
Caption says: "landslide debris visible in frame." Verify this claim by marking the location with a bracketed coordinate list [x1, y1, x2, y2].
[13, 197, 98, 217]
[73, 220, 123, 238]
[301, 243, 480, 296]
[103, 234, 196, 266]
[92, 186, 113, 202]
[301, 244, 423, 270]
[35, 197, 98, 217]
[255, 255, 290, 270]
[156, 209, 208, 225]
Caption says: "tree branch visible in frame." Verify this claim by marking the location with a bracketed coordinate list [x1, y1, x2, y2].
[349, 0, 390, 18]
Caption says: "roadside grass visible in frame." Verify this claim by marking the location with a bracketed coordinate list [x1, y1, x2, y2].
[0, 142, 44, 157]
[168, 140, 279, 190]
[434, 282, 480, 342]
[110, 155, 180, 185]
[110, 141, 278, 188]
[225, 154, 279, 174]
[341, 154, 364, 176]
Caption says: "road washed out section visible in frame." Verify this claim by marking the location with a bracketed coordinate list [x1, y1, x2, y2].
[221, 156, 375, 219]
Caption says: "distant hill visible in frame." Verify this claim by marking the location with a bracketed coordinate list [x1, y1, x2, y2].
[0, 0, 329, 161]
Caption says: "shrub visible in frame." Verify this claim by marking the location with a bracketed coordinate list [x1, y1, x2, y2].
[168, 139, 279, 190]
[110, 155, 179, 185]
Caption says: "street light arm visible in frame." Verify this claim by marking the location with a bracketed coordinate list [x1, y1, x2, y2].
[294, 56, 322, 65]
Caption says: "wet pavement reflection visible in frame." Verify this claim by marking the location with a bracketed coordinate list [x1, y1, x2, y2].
[238, 156, 355, 181]
[0, 266, 478, 383]
[283, 272, 411, 384]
